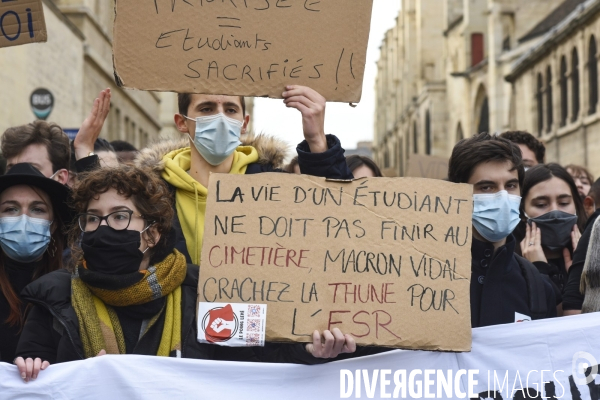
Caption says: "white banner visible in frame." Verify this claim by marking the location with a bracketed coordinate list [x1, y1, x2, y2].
[1, 313, 599, 399]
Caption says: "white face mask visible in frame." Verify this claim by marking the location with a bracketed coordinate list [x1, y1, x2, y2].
[184, 113, 243, 166]
[472, 190, 522, 242]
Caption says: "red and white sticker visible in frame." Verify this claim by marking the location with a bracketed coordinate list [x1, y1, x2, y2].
[197, 302, 267, 347]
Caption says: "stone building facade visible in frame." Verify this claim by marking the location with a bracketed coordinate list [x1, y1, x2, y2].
[374, 0, 600, 177]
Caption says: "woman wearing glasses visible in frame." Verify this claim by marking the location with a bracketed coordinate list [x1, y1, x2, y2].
[0, 163, 71, 366]
[14, 166, 217, 380]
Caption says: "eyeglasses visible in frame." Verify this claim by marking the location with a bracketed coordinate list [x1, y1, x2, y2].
[77, 210, 146, 232]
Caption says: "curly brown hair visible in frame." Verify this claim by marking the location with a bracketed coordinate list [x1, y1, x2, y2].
[68, 166, 174, 268]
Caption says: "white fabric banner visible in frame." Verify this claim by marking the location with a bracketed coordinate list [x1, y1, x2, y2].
[1, 313, 599, 399]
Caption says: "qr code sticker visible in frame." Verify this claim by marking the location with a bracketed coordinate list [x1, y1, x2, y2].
[247, 319, 261, 332]
[248, 305, 261, 317]
[246, 333, 260, 345]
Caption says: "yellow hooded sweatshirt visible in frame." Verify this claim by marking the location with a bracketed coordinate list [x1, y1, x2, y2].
[161, 146, 259, 265]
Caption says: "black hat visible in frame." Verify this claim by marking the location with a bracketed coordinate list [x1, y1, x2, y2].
[0, 163, 74, 226]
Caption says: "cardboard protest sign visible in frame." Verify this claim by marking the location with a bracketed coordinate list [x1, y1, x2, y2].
[406, 154, 449, 180]
[198, 173, 473, 351]
[0, 0, 47, 49]
[113, 0, 374, 102]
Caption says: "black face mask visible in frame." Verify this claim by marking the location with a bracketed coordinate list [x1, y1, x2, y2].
[81, 225, 144, 275]
[527, 210, 578, 252]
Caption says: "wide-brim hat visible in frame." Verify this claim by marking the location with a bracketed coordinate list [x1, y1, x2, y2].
[0, 163, 75, 226]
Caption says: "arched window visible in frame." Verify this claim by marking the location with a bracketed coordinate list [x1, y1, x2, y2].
[536, 73, 544, 136]
[546, 66, 553, 132]
[456, 122, 464, 142]
[589, 35, 598, 114]
[572, 48, 580, 122]
[425, 111, 432, 155]
[478, 99, 489, 134]
[560, 56, 568, 126]
[413, 121, 418, 153]
[474, 84, 489, 134]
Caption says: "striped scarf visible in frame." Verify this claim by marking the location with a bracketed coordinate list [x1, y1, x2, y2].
[71, 250, 187, 358]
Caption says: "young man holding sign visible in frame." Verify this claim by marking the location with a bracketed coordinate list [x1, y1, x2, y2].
[74, 86, 356, 362]
[448, 133, 557, 327]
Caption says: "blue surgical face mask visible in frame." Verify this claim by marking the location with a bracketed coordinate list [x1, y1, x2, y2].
[472, 190, 522, 243]
[184, 113, 243, 166]
[0, 214, 52, 263]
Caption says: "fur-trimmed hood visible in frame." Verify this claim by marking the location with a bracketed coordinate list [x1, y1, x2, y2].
[135, 132, 289, 173]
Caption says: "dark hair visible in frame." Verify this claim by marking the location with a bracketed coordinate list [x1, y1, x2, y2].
[520, 163, 587, 232]
[69, 166, 175, 269]
[94, 138, 115, 153]
[588, 178, 600, 202]
[177, 94, 246, 116]
[499, 131, 545, 164]
[565, 164, 594, 187]
[285, 156, 299, 173]
[110, 140, 138, 152]
[1, 121, 70, 172]
[0, 186, 65, 327]
[346, 155, 383, 177]
[448, 132, 525, 186]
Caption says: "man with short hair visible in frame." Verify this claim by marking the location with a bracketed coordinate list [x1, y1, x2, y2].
[449, 133, 556, 327]
[110, 140, 138, 164]
[499, 130, 545, 169]
[1, 121, 70, 184]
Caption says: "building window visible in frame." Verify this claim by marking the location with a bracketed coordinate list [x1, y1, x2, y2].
[572, 48, 580, 122]
[560, 56, 568, 126]
[478, 98, 489, 134]
[456, 123, 464, 142]
[589, 35, 598, 115]
[425, 111, 432, 155]
[471, 33, 484, 66]
[536, 73, 544, 136]
[546, 66, 553, 133]
[413, 121, 418, 153]
[384, 149, 390, 168]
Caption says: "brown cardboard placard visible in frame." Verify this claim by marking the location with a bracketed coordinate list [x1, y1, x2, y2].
[198, 173, 473, 351]
[406, 154, 449, 180]
[113, 1, 374, 103]
[0, 0, 47, 49]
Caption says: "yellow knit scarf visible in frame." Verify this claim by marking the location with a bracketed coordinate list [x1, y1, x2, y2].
[72, 250, 187, 358]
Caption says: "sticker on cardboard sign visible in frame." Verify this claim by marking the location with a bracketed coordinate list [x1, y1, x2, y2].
[197, 302, 267, 347]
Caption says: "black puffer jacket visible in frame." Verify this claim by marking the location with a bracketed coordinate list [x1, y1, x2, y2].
[15, 266, 217, 362]
[15, 265, 331, 364]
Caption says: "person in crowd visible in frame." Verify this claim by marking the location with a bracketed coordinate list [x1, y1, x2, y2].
[566, 164, 593, 200]
[448, 133, 557, 327]
[583, 178, 600, 222]
[499, 131, 545, 170]
[93, 139, 119, 168]
[74, 87, 353, 265]
[0, 163, 71, 364]
[562, 180, 600, 316]
[285, 156, 301, 174]
[346, 155, 383, 178]
[1, 121, 70, 185]
[111, 140, 138, 164]
[14, 166, 357, 381]
[580, 217, 600, 313]
[517, 164, 585, 303]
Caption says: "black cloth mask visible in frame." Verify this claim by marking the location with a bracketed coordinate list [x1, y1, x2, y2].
[81, 225, 144, 275]
[527, 210, 578, 252]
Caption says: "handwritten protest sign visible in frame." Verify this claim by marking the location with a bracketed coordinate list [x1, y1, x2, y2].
[406, 154, 449, 180]
[198, 173, 473, 351]
[113, 0, 374, 102]
[0, 0, 47, 49]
